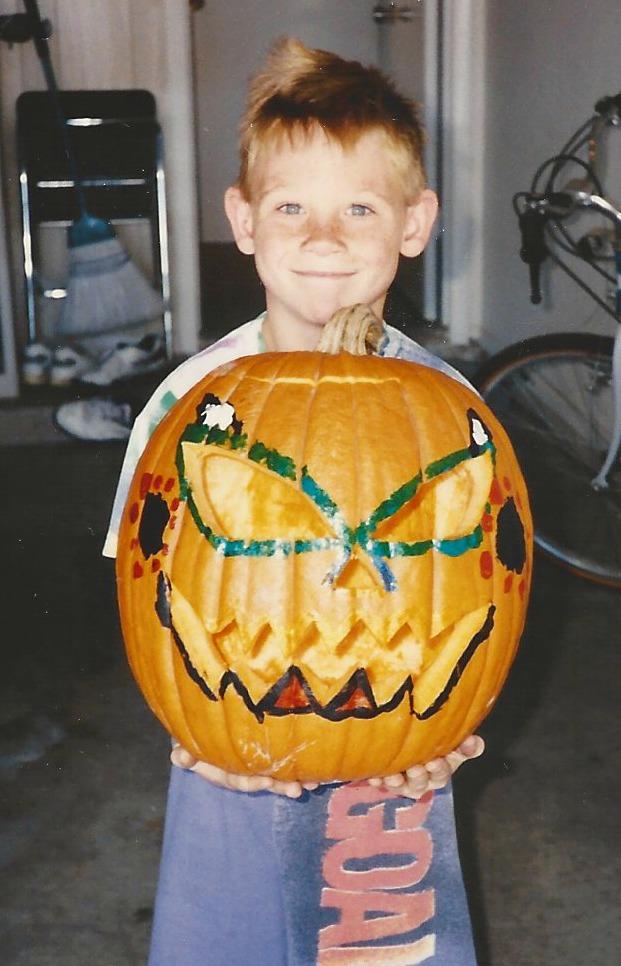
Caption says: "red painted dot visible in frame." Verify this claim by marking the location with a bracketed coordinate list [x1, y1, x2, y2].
[151, 558, 161, 573]
[153, 474, 163, 490]
[132, 561, 144, 579]
[164, 477, 175, 492]
[140, 472, 152, 498]
[129, 502, 140, 523]
[490, 478, 503, 505]
[161, 544, 169, 556]
[169, 516, 176, 530]
[480, 551, 493, 579]
[519, 580, 526, 599]
[503, 476, 512, 491]
[482, 513, 494, 533]
[171, 497, 180, 512]
[504, 573, 514, 593]
[130, 537, 138, 550]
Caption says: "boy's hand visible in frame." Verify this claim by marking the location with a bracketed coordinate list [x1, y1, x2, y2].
[171, 734, 484, 800]
[366, 734, 485, 800]
[170, 744, 319, 798]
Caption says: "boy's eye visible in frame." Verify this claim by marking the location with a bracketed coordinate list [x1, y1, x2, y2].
[348, 204, 374, 216]
[278, 203, 302, 215]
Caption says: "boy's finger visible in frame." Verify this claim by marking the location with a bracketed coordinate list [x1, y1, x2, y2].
[171, 746, 198, 769]
[459, 734, 485, 758]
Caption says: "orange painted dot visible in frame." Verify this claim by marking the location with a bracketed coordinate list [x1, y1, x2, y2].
[503, 476, 512, 491]
[518, 580, 526, 599]
[480, 551, 493, 579]
[133, 561, 144, 579]
[482, 513, 494, 532]
[130, 537, 138, 550]
[504, 573, 513, 593]
[161, 544, 169, 556]
[490, 478, 503, 505]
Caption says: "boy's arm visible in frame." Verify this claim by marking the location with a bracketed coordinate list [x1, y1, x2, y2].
[170, 735, 485, 799]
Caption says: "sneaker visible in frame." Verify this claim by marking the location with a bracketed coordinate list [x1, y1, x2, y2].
[78, 334, 166, 386]
[54, 398, 133, 441]
[21, 342, 52, 385]
[49, 345, 94, 386]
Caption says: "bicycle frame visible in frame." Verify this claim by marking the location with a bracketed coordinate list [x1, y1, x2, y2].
[520, 189, 621, 490]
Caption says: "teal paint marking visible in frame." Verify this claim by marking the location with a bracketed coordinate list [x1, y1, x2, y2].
[361, 471, 423, 535]
[425, 439, 494, 480]
[248, 441, 296, 480]
[426, 447, 472, 479]
[175, 413, 496, 593]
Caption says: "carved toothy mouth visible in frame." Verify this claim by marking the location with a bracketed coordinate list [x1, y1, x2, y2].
[155, 572, 495, 723]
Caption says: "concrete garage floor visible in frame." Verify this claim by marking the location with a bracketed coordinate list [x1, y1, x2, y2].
[1, 419, 620, 965]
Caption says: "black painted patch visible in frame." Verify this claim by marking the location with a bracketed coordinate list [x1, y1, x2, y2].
[496, 498, 526, 573]
[196, 391, 243, 435]
[138, 492, 170, 558]
[467, 408, 493, 457]
[155, 571, 172, 628]
[196, 392, 221, 422]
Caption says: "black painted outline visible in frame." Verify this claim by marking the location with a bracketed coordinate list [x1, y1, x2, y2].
[154, 579, 496, 723]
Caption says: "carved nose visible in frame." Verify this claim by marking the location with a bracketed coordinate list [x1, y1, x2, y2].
[332, 554, 384, 592]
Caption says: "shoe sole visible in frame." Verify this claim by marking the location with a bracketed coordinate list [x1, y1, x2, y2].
[78, 357, 165, 386]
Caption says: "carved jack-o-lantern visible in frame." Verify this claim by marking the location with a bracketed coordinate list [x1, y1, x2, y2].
[117, 343, 532, 782]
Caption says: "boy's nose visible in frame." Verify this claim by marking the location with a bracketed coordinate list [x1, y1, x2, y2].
[302, 217, 345, 253]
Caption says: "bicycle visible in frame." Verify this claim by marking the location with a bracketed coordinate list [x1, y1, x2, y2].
[475, 93, 621, 587]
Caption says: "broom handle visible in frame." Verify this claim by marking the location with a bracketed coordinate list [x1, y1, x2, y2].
[22, 0, 88, 217]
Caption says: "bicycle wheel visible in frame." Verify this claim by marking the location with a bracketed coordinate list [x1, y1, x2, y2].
[476, 332, 621, 586]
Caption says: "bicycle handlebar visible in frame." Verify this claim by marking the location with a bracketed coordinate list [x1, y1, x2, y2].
[517, 189, 621, 304]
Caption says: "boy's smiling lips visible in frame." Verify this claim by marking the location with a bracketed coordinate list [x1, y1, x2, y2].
[293, 270, 357, 278]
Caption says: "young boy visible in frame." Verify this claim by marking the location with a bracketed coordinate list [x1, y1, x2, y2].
[105, 38, 484, 964]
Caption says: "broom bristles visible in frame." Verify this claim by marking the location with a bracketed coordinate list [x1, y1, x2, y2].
[59, 237, 164, 340]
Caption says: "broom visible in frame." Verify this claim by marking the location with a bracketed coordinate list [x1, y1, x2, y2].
[23, 0, 164, 346]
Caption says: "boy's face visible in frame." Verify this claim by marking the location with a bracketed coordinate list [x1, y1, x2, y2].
[225, 127, 438, 350]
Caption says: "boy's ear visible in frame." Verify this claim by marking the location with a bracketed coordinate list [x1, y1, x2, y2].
[224, 186, 255, 255]
[400, 189, 439, 258]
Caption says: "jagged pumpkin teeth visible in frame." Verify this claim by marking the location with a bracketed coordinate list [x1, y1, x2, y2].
[117, 332, 532, 782]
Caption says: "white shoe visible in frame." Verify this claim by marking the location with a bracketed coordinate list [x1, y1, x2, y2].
[54, 398, 133, 441]
[49, 345, 94, 386]
[21, 342, 52, 385]
[78, 334, 166, 386]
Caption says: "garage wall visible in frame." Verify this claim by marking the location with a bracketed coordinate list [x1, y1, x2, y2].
[481, 0, 621, 352]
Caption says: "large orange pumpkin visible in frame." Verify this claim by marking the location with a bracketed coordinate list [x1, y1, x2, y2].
[117, 340, 532, 782]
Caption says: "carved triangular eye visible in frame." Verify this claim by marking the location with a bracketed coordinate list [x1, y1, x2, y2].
[181, 442, 335, 541]
[373, 449, 493, 543]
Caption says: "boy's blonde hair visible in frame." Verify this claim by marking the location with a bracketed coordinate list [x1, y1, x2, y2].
[238, 37, 427, 201]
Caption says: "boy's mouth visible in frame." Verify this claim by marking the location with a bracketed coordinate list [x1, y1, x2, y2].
[293, 270, 356, 279]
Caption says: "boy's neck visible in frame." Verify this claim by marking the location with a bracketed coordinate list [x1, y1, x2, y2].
[261, 312, 322, 353]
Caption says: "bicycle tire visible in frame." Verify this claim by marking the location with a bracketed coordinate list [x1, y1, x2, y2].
[475, 332, 621, 587]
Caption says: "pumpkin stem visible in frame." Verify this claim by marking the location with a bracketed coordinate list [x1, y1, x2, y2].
[316, 304, 384, 356]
